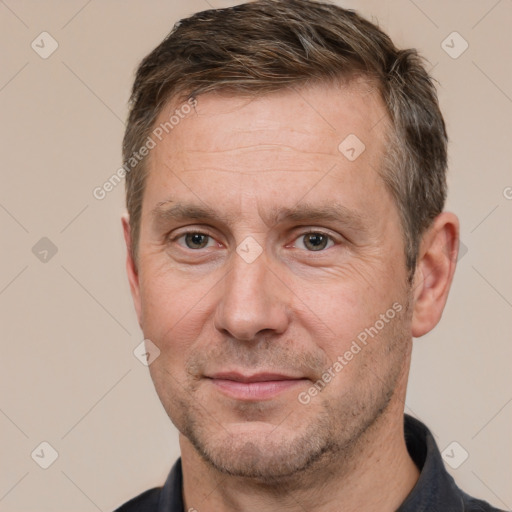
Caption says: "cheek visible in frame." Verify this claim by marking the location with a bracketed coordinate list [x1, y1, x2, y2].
[296, 266, 403, 359]
[138, 264, 215, 356]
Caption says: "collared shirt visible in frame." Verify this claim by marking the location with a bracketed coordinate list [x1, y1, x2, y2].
[114, 415, 505, 512]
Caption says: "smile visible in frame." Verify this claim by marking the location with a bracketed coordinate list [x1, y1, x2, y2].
[206, 372, 308, 400]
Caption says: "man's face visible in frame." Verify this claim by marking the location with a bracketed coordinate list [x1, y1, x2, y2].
[126, 82, 414, 481]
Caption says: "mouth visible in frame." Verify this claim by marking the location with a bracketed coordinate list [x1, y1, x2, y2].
[206, 372, 308, 401]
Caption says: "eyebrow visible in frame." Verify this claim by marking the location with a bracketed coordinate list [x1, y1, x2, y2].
[151, 199, 367, 230]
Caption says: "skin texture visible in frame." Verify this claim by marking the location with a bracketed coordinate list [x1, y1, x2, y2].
[123, 81, 459, 511]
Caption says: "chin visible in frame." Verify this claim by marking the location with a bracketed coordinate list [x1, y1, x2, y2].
[198, 432, 331, 481]
[182, 408, 339, 482]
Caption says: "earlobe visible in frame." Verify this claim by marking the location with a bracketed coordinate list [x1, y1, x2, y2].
[411, 212, 459, 338]
[122, 214, 143, 327]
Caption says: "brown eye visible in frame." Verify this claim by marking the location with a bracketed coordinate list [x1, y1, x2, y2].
[295, 232, 334, 251]
[304, 233, 329, 251]
[183, 233, 211, 249]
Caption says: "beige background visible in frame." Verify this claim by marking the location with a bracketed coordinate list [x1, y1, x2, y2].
[1, 0, 511, 510]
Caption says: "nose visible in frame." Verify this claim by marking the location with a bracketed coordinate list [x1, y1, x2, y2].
[213, 248, 291, 342]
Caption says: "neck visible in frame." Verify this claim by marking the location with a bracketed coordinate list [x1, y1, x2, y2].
[180, 399, 419, 512]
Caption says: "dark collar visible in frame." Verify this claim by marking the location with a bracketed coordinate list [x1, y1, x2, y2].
[397, 414, 464, 511]
[118, 414, 500, 511]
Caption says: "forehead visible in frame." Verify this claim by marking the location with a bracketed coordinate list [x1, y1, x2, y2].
[156, 79, 387, 155]
[142, 80, 391, 222]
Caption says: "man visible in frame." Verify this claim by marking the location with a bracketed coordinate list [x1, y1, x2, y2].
[115, 1, 504, 510]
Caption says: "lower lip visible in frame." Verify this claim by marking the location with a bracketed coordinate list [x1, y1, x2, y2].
[210, 378, 306, 400]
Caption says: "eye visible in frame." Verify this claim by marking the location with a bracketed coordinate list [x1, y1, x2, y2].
[175, 232, 217, 250]
[293, 231, 335, 251]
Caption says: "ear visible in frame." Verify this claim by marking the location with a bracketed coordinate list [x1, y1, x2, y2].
[122, 213, 143, 327]
[411, 212, 459, 338]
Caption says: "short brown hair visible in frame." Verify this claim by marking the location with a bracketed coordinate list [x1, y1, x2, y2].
[123, 0, 447, 273]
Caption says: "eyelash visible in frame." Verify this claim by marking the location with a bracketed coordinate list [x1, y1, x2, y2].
[169, 229, 338, 252]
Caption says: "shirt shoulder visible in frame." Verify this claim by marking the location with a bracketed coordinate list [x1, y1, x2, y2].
[113, 459, 183, 511]
[400, 416, 507, 512]
[462, 491, 508, 512]
[113, 487, 161, 512]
